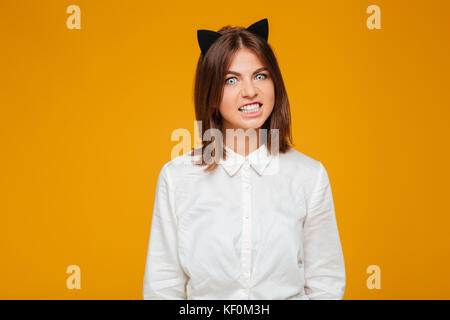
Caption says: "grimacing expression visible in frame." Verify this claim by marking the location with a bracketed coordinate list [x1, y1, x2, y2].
[218, 48, 275, 132]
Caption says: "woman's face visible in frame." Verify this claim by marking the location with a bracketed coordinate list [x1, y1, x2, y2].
[218, 48, 275, 131]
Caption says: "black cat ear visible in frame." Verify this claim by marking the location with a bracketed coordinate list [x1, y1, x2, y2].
[246, 18, 269, 41]
[197, 18, 268, 56]
[197, 29, 223, 56]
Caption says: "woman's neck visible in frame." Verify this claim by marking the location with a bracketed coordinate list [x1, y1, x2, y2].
[223, 128, 261, 157]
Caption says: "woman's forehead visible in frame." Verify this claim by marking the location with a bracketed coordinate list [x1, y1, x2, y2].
[227, 48, 266, 72]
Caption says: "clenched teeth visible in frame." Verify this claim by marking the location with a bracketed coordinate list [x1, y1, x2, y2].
[238, 103, 261, 112]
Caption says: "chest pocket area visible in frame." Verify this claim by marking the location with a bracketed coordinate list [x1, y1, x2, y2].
[178, 201, 242, 290]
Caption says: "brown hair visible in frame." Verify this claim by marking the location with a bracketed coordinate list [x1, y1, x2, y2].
[191, 23, 294, 172]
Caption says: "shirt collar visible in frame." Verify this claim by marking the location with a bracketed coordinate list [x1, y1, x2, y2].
[219, 143, 273, 177]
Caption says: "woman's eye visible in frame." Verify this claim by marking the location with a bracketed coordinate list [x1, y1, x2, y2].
[225, 77, 237, 85]
[256, 73, 267, 80]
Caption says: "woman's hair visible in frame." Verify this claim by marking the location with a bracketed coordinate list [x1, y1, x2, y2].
[191, 23, 294, 172]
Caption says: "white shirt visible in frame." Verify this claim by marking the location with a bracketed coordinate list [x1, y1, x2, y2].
[143, 143, 346, 300]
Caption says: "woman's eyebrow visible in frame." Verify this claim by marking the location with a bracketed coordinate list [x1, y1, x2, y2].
[225, 67, 268, 76]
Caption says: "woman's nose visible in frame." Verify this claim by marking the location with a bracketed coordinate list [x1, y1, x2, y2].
[241, 79, 257, 98]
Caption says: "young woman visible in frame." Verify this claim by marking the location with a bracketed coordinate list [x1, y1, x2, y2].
[143, 18, 346, 300]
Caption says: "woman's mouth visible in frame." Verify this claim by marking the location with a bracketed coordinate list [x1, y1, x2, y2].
[238, 103, 263, 117]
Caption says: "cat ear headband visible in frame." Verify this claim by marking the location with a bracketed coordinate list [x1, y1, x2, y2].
[197, 18, 269, 56]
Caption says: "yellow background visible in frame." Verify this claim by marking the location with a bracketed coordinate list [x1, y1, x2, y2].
[1, 0, 449, 299]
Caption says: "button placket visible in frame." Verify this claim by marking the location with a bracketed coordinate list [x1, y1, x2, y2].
[241, 160, 252, 283]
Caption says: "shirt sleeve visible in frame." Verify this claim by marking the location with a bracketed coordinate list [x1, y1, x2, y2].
[303, 162, 346, 300]
[143, 164, 188, 299]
